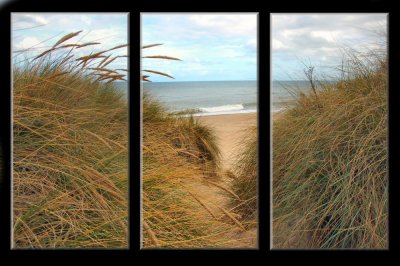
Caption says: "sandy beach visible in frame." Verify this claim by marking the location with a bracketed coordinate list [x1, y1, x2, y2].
[197, 112, 257, 170]
[195, 112, 258, 247]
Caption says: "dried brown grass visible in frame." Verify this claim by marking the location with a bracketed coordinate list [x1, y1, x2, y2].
[13, 31, 128, 248]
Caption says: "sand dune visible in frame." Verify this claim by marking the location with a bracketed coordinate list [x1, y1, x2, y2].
[197, 113, 257, 171]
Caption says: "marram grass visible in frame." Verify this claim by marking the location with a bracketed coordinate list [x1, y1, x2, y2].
[273, 52, 388, 249]
[13, 31, 128, 248]
[230, 127, 257, 223]
[141, 46, 257, 248]
[142, 93, 257, 248]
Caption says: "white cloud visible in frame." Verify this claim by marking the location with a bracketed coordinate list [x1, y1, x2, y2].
[12, 14, 48, 29]
[12, 13, 128, 70]
[81, 15, 92, 25]
[311, 30, 340, 43]
[271, 13, 387, 80]
[189, 14, 257, 37]
[281, 29, 304, 39]
[15, 36, 41, 50]
[272, 39, 285, 50]
[30, 14, 48, 25]
[142, 14, 257, 81]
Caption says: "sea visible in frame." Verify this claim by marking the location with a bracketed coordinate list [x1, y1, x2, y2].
[116, 80, 330, 114]
[143, 80, 257, 116]
[271, 80, 335, 112]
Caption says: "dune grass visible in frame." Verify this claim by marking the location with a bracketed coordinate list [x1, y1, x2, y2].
[13, 31, 128, 248]
[141, 43, 181, 82]
[142, 93, 257, 248]
[230, 127, 257, 223]
[272, 48, 387, 249]
[142, 44, 257, 248]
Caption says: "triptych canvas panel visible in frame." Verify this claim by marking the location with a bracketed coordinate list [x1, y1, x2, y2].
[8, 12, 388, 250]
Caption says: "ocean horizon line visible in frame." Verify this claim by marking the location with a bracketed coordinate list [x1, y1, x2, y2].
[143, 80, 257, 114]
[273, 79, 338, 82]
[146, 79, 257, 83]
[177, 109, 257, 118]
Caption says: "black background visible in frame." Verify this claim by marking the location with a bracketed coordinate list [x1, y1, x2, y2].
[0, 0, 399, 261]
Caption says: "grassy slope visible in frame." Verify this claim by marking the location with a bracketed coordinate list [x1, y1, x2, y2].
[273, 58, 387, 248]
[13, 60, 128, 248]
[231, 126, 257, 223]
[143, 93, 257, 248]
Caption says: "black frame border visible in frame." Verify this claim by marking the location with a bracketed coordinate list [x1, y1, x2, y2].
[0, 0, 398, 260]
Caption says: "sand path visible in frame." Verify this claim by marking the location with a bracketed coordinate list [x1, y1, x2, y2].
[193, 113, 258, 248]
[198, 113, 257, 170]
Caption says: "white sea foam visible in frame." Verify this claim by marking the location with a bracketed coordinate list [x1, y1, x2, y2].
[194, 109, 256, 117]
[200, 104, 244, 113]
[143, 81, 257, 117]
[177, 105, 256, 117]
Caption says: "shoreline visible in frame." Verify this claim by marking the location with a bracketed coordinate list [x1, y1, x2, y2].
[175, 108, 284, 118]
[176, 110, 256, 118]
[197, 112, 257, 170]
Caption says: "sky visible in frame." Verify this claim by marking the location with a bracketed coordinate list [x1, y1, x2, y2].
[272, 14, 387, 81]
[12, 13, 128, 70]
[142, 13, 257, 82]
